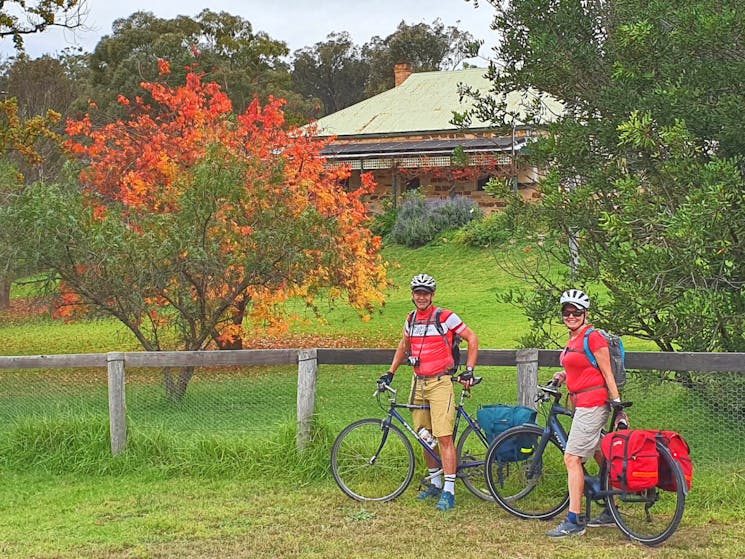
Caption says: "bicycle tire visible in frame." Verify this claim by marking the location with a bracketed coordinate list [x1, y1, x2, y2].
[456, 424, 494, 501]
[605, 441, 686, 546]
[331, 418, 415, 502]
[484, 424, 569, 520]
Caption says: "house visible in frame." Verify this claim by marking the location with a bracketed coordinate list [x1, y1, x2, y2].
[314, 63, 562, 212]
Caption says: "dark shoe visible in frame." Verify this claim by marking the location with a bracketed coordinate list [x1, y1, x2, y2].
[587, 508, 616, 528]
[416, 483, 442, 500]
[547, 518, 586, 538]
[436, 491, 455, 511]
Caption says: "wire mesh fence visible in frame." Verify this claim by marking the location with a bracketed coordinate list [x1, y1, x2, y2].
[0, 359, 743, 467]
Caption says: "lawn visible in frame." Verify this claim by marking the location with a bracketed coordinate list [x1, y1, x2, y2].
[0, 242, 742, 558]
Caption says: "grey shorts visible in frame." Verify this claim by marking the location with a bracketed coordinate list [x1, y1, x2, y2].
[565, 405, 610, 459]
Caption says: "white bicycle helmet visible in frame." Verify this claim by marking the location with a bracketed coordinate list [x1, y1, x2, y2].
[410, 273, 436, 293]
[560, 289, 590, 310]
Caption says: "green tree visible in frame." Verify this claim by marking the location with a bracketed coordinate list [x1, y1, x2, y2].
[0, 55, 79, 310]
[0, 98, 61, 309]
[291, 32, 370, 116]
[86, 10, 314, 124]
[363, 19, 479, 95]
[470, 0, 745, 352]
[0, 0, 86, 50]
[0, 55, 77, 182]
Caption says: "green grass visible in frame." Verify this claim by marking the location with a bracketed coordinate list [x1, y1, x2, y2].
[0, 462, 743, 559]
[280, 241, 534, 348]
[1, 242, 743, 557]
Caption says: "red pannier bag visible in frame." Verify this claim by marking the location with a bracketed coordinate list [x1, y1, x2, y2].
[655, 430, 693, 492]
[601, 430, 659, 491]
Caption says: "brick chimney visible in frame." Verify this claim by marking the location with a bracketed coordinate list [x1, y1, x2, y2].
[394, 63, 413, 87]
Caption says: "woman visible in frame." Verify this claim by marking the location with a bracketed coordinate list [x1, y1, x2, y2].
[547, 289, 622, 538]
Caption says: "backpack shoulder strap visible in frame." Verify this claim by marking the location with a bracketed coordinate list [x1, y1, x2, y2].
[433, 307, 445, 336]
[433, 307, 452, 347]
[583, 327, 599, 368]
[406, 310, 416, 334]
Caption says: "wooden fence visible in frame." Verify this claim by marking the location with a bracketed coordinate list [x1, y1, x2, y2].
[1, 348, 743, 454]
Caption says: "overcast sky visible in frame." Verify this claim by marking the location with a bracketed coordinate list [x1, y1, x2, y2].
[2, 0, 498, 64]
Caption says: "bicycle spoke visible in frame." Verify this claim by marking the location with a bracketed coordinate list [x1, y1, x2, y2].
[485, 425, 569, 520]
[456, 425, 493, 501]
[606, 443, 686, 546]
[332, 419, 415, 502]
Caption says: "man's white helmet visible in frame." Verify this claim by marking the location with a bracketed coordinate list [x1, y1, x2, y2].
[560, 289, 590, 310]
[410, 273, 436, 293]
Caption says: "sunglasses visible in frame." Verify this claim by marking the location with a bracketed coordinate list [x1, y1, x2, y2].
[562, 310, 585, 318]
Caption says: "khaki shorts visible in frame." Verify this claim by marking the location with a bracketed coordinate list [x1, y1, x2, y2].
[565, 405, 610, 459]
[409, 375, 455, 438]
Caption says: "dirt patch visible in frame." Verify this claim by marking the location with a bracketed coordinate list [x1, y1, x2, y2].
[0, 296, 50, 321]
[242, 333, 395, 349]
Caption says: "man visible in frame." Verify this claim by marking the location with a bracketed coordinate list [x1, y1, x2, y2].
[377, 273, 479, 511]
[547, 288, 622, 537]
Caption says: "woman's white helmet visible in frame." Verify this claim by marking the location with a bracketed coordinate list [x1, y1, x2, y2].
[560, 289, 590, 310]
[410, 273, 436, 293]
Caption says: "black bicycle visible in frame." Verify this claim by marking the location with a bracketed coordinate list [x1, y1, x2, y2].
[331, 375, 493, 502]
[483, 382, 686, 546]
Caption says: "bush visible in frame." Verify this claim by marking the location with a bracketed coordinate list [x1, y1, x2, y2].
[455, 211, 515, 248]
[456, 189, 535, 248]
[368, 196, 399, 238]
[389, 191, 482, 247]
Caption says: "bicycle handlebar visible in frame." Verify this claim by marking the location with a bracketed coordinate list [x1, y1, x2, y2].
[535, 382, 561, 403]
[374, 374, 483, 398]
[452, 374, 483, 387]
[374, 382, 396, 397]
[535, 382, 634, 410]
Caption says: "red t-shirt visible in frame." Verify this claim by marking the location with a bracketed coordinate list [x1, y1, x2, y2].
[404, 306, 466, 377]
[559, 325, 609, 407]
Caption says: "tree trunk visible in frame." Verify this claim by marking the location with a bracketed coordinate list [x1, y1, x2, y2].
[163, 366, 196, 402]
[0, 278, 10, 310]
[212, 296, 248, 350]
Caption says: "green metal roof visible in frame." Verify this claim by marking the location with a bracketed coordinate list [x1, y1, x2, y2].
[314, 68, 562, 138]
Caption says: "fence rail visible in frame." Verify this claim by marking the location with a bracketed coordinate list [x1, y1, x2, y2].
[2, 348, 744, 455]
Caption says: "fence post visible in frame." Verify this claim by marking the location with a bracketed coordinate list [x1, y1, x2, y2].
[516, 348, 539, 409]
[297, 348, 318, 451]
[106, 352, 127, 455]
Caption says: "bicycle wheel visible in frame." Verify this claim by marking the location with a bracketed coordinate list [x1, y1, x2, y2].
[605, 442, 686, 546]
[484, 424, 569, 520]
[456, 425, 494, 501]
[331, 419, 415, 502]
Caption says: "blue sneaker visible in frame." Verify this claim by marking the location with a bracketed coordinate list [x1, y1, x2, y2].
[436, 491, 455, 511]
[416, 483, 442, 500]
[547, 518, 586, 538]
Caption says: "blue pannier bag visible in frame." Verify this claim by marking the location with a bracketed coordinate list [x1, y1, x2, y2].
[477, 404, 537, 462]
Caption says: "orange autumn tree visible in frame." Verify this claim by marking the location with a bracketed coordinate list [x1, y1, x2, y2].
[57, 61, 387, 400]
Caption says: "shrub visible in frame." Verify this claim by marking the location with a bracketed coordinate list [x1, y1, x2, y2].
[389, 191, 481, 247]
[368, 196, 399, 239]
[456, 187, 535, 248]
[455, 211, 515, 248]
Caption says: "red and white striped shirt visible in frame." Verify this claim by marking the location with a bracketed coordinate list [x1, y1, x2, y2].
[404, 306, 466, 377]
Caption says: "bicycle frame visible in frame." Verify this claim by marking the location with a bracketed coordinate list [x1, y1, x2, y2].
[533, 387, 636, 506]
[376, 383, 487, 475]
[535, 396, 573, 454]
